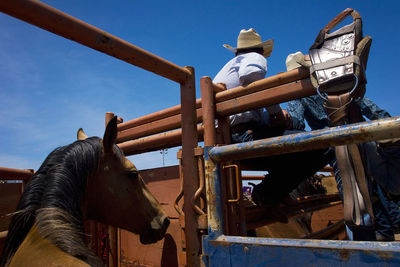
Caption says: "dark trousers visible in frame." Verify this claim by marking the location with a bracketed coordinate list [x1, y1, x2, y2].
[232, 127, 334, 204]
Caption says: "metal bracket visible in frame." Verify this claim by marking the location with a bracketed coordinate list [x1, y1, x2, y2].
[223, 164, 241, 203]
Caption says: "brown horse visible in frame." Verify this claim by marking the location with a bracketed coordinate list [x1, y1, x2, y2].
[0, 117, 169, 266]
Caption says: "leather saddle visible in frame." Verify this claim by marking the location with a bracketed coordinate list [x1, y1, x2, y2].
[308, 8, 374, 228]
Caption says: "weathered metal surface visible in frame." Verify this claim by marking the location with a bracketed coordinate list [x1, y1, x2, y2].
[203, 116, 400, 266]
[117, 108, 202, 142]
[116, 75, 317, 154]
[223, 165, 241, 203]
[209, 116, 400, 162]
[117, 67, 308, 133]
[203, 235, 400, 266]
[116, 69, 312, 146]
[192, 151, 206, 216]
[174, 157, 184, 216]
[118, 166, 181, 267]
[118, 125, 204, 156]
[180, 67, 201, 267]
[215, 67, 310, 102]
[200, 76, 217, 146]
[212, 82, 226, 93]
[204, 147, 224, 238]
[216, 79, 315, 118]
[117, 98, 202, 131]
[0, 0, 191, 84]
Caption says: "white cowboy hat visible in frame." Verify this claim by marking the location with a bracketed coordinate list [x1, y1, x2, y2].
[285, 51, 311, 71]
[223, 28, 274, 58]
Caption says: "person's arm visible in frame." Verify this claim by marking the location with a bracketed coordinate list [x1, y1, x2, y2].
[238, 52, 267, 85]
[287, 99, 306, 130]
[239, 53, 283, 116]
[359, 97, 391, 120]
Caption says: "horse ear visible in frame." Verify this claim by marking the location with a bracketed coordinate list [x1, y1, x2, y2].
[103, 116, 118, 153]
[77, 128, 88, 140]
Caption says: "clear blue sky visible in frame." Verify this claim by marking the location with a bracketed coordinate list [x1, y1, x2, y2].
[1, 0, 399, 171]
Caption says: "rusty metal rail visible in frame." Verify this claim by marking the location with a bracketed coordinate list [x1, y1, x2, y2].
[208, 116, 400, 162]
[116, 67, 308, 132]
[0, 0, 191, 84]
[0, 2, 201, 265]
[118, 125, 204, 156]
[116, 68, 312, 154]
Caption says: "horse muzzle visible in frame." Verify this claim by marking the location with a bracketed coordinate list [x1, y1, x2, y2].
[139, 215, 170, 244]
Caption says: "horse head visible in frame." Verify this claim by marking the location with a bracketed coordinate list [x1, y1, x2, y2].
[79, 117, 169, 244]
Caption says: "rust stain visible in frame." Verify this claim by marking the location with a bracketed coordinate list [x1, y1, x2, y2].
[377, 251, 394, 261]
[338, 250, 350, 261]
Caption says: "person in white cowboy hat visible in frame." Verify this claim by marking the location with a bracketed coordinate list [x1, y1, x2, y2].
[213, 30, 334, 211]
[213, 28, 290, 143]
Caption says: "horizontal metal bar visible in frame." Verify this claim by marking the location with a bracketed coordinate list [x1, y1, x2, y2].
[117, 78, 312, 144]
[118, 124, 204, 156]
[208, 116, 400, 162]
[216, 79, 315, 118]
[214, 67, 310, 102]
[211, 234, 400, 252]
[203, 235, 400, 266]
[117, 108, 203, 142]
[117, 68, 309, 133]
[0, 167, 34, 181]
[0, 0, 191, 83]
[117, 99, 202, 131]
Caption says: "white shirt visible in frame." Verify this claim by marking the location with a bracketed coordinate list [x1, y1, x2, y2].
[213, 52, 280, 127]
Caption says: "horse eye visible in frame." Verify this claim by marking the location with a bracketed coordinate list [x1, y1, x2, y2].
[128, 171, 138, 179]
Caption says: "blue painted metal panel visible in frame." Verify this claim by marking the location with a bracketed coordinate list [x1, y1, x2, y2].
[203, 118, 400, 266]
[203, 235, 400, 266]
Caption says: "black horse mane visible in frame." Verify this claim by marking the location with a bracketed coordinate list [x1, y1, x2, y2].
[0, 137, 106, 267]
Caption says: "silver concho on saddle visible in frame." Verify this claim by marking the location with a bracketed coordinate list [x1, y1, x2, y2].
[308, 9, 374, 229]
[309, 8, 371, 101]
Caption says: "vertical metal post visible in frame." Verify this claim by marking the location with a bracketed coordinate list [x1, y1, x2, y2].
[105, 112, 119, 267]
[210, 82, 243, 236]
[203, 81, 239, 235]
[200, 76, 217, 146]
[105, 112, 115, 126]
[204, 147, 224, 237]
[180, 67, 200, 267]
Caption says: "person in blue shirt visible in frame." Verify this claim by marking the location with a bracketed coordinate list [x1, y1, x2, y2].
[285, 51, 400, 241]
